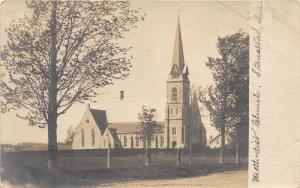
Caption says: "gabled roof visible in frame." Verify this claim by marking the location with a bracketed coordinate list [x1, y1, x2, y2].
[90, 109, 108, 134]
[170, 64, 180, 74]
[209, 134, 221, 145]
[108, 122, 164, 134]
[107, 128, 121, 145]
[209, 131, 234, 145]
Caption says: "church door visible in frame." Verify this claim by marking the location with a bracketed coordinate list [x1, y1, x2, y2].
[172, 141, 177, 148]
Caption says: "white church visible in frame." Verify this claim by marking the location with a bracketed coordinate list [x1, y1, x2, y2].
[72, 18, 207, 150]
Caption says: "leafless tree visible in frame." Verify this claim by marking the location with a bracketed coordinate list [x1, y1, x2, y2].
[0, 1, 144, 169]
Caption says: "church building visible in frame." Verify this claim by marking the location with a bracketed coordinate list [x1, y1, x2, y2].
[72, 18, 206, 150]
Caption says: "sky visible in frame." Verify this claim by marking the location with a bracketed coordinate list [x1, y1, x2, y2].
[0, 0, 249, 144]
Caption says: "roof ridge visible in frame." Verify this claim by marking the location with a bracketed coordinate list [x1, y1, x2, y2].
[90, 108, 105, 111]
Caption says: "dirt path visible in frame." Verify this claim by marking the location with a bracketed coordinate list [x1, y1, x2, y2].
[102, 170, 248, 188]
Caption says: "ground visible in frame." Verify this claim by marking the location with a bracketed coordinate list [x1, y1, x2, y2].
[102, 170, 248, 188]
[0, 149, 248, 188]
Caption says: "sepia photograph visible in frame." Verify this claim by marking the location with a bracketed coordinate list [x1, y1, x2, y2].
[2, 0, 297, 188]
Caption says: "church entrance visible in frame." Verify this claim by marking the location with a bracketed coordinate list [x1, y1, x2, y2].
[171, 141, 177, 148]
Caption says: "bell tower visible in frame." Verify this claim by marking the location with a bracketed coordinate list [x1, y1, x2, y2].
[165, 17, 190, 149]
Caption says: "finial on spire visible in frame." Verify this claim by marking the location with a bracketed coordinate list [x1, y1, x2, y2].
[176, 9, 183, 17]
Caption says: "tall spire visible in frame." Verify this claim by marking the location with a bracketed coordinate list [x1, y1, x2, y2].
[172, 16, 185, 72]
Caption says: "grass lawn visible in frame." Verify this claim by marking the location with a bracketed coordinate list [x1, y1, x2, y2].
[1, 149, 248, 187]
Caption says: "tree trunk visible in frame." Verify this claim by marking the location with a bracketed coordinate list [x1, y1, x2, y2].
[189, 146, 192, 166]
[48, 118, 58, 169]
[189, 100, 192, 166]
[155, 135, 158, 150]
[176, 148, 181, 166]
[219, 126, 225, 164]
[235, 128, 240, 164]
[220, 55, 228, 165]
[145, 138, 151, 166]
[48, 0, 58, 170]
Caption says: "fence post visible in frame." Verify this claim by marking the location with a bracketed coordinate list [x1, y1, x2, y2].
[176, 148, 181, 166]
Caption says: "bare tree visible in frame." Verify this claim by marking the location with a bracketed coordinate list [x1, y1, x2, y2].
[65, 125, 75, 144]
[136, 106, 161, 166]
[0, 1, 144, 169]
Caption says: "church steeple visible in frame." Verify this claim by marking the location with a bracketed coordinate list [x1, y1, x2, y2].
[171, 17, 185, 73]
[164, 16, 190, 149]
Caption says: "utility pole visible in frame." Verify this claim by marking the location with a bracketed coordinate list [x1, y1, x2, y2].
[107, 142, 111, 168]
[176, 148, 181, 166]
[107, 134, 111, 169]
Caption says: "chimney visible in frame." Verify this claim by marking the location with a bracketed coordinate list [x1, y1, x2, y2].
[120, 90, 124, 100]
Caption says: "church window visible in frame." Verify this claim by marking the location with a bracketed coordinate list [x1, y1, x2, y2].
[81, 129, 85, 147]
[136, 136, 139, 147]
[91, 129, 95, 146]
[131, 136, 134, 148]
[103, 139, 106, 147]
[172, 127, 176, 135]
[176, 108, 178, 114]
[124, 136, 127, 147]
[160, 135, 164, 147]
[170, 108, 173, 114]
[86, 119, 89, 123]
[172, 87, 177, 101]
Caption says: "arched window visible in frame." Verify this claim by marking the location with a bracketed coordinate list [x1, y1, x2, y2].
[124, 136, 127, 147]
[91, 129, 95, 146]
[172, 87, 177, 101]
[136, 136, 139, 147]
[81, 129, 85, 147]
[103, 139, 106, 147]
[131, 136, 134, 148]
[160, 135, 164, 147]
[172, 127, 176, 135]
